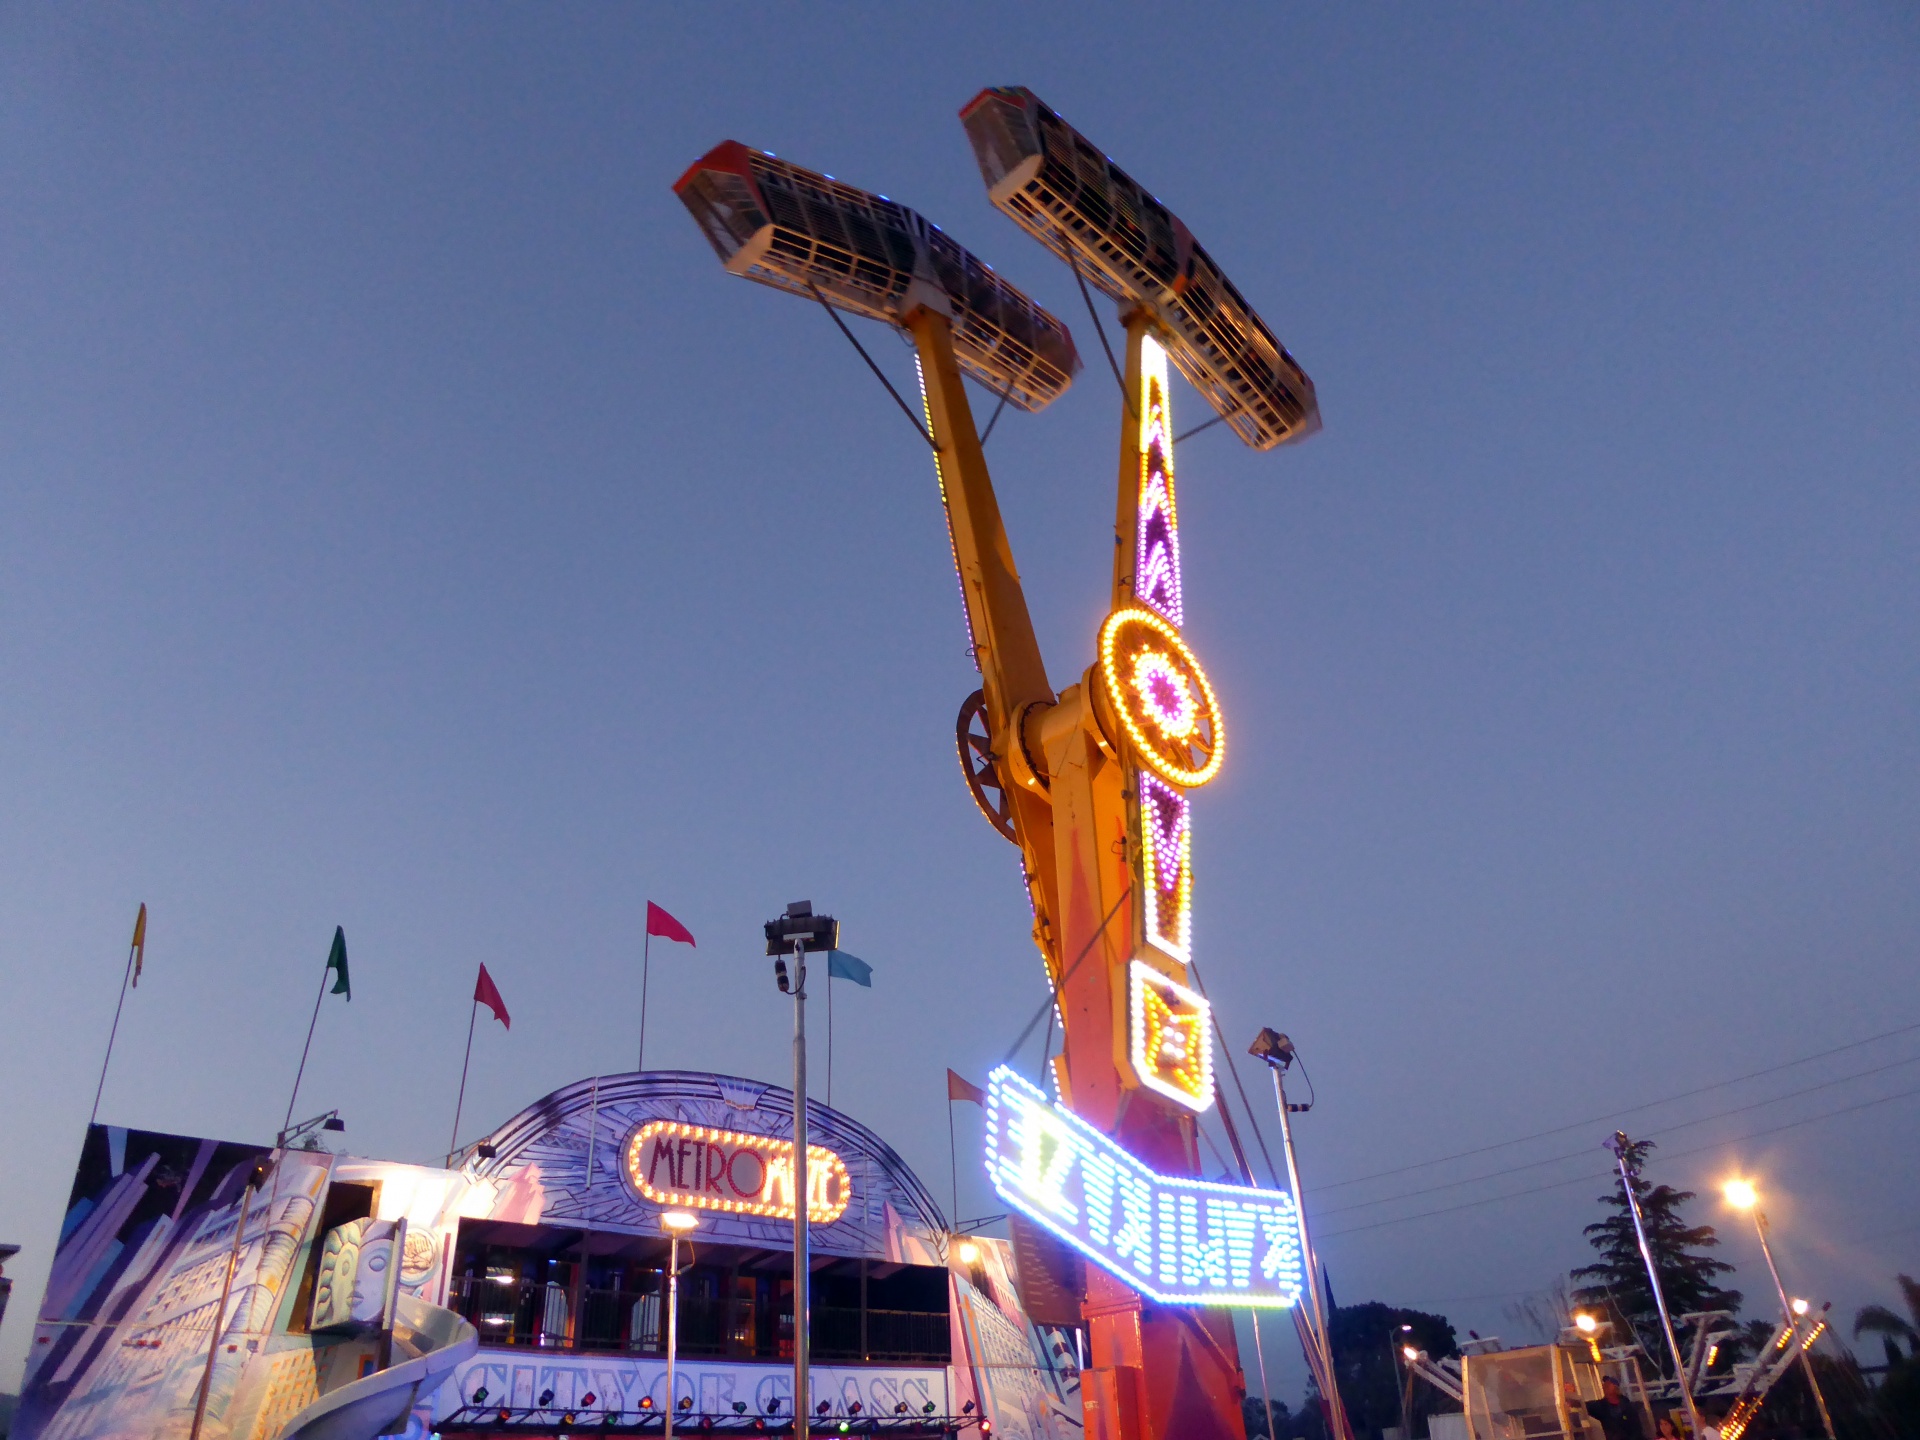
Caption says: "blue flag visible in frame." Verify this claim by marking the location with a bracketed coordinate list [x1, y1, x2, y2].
[826, 949, 872, 987]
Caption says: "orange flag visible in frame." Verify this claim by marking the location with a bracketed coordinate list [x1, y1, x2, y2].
[129, 904, 148, 987]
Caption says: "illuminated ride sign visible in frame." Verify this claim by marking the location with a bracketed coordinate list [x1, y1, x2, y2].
[1128, 961, 1213, 1111]
[983, 1066, 1303, 1308]
[625, 1120, 850, 1223]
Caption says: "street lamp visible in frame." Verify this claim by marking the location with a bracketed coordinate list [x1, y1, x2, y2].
[1393, 1324, 1416, 1440]
[1248, 1028, 1352, 1440]
[766, 901, 839, 1440]
[662, 1210, 699, 1440]
[1721, 1179, 1836, 1440]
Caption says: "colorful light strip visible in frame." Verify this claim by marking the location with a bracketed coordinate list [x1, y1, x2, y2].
[624, 1120, 850, 1223]
[1136, 773, 1192, 963]
[1128, 961, 1213, 1112]
[982, 1066, 1302, 1307]
[1134, 334, 1184, 627]
[1098, 607, 1225, 788]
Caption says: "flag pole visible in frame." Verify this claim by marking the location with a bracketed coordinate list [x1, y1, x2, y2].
[827, 968, 834, 1109]
[283, 960, 332, 1139]
[449, 998, 479, 1161]
[89, 916, 142, 1129]
[947, 1098, 958, 1224]
[637, 928, 651, 1072]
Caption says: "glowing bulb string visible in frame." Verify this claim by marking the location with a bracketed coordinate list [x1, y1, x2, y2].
[1315, 1017, 1920, 1193]
[805, 283, 937, 452]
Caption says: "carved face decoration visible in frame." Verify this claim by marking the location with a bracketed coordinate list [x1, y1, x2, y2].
[310, 1218, 400, 1330]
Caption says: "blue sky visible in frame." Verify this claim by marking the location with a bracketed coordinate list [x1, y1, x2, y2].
[2, 3, 1916, 1399]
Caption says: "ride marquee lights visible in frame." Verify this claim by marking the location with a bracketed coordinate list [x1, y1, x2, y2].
[1098, 607, 1224, 788]
[982, 1067, 1302, 1308]
[1137, 774, 1192, 963]
[1134, 334, 1184, 627]
[625, 1120, 850, 1223]
[1128, 961, 1213, 1112]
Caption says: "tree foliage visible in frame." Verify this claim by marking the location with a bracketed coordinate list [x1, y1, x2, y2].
[1570, 1138, 1740, 1366]
[1854, 1274, 1920, 1439]
[1318, 1301, 1460, 1439]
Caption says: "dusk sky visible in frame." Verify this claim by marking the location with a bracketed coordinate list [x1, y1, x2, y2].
[2, 4, 1916, 1400]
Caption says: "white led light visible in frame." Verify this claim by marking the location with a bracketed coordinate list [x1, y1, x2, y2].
[981, 1066, 1301, 1308]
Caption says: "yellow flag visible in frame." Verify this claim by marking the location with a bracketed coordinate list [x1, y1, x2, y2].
[130, 904, 147, 987]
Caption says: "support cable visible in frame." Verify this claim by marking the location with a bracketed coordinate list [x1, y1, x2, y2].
[1175, 408, 1237, 445]
[1000, 888, 1131, 1068]
[1188, 956, 1284, 1189]
[1058, 231, 1131, 414]
[808, 285, 938, 453]
[979, 367, 1018, 447]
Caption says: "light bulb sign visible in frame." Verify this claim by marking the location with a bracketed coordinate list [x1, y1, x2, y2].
[982, 1066, 1304, 1308]
[625, 1120, 850, 1223]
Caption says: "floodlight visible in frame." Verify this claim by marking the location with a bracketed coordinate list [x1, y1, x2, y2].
[1723, 1179, 1758, 1210]
[1574, 1313, 1598, 1334]
[958, 1240, 981, 1264]
[1791, 1299, 1809, 1316]
[765, 901, 839, 955]
[662, 1210, 699, 1233]
[1247, 1029, 1295, 1069]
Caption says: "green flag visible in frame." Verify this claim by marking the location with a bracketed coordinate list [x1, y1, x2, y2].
[325, 926, 350, 1000]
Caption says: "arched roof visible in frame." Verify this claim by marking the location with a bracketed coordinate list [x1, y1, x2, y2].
[465, 1070, 949, 1260]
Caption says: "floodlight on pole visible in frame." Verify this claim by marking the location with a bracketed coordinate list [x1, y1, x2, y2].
[765, 901, 838, 1440]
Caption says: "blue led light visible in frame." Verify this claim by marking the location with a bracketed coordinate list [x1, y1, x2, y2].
[981, 1066, 1304, 1308]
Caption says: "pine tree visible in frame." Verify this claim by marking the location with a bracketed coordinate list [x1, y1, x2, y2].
[1570, 1137, 1740, 1367]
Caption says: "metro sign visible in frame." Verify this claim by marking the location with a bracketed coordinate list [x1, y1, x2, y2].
[625, 1120, 850, 1223]
[982, 1066, 1304, 1308]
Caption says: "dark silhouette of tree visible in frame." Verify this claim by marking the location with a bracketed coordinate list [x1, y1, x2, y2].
[1855, 1275, 1920, 1439]
[1319, 1301, 1460, 1440]
[1244, 1393, 1294, 1439]
[1570, 1138, 1740, 1367]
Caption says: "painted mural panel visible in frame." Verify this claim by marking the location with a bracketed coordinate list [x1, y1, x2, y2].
[949, 1236, 1083, 1440]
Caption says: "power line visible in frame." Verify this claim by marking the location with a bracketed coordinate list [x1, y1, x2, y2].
[1317, 1050, 1920, 1217]
[1316, 1080, 1920, 1240]
[1317, 1019, 1920, 1192]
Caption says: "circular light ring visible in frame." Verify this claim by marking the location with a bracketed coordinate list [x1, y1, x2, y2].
[1097, 608, 1224, 787]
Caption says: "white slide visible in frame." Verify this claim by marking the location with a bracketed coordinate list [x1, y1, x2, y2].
[275, 1294, 478, 1440]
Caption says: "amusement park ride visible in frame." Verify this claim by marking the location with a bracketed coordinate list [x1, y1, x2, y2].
[677, 89, 1321, 1440]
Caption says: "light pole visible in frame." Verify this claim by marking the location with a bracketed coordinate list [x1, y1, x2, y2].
[1722, 1179, 1836, 1440]
[662, 1210, 698, 1440]
[766, 901, 839, 1440]
[1605, 1133, 1703, 1440]
[1250, 1028, 1353, 1440]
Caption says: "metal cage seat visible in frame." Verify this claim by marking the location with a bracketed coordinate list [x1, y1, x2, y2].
[960, 86, 1319, 450]
[674, 141, 1080, 413]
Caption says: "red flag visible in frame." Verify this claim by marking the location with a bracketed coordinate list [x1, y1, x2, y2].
[644, 902, 696, 947]
[947, 1069, 985, 1106]
[474, 963, 511, 1030]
